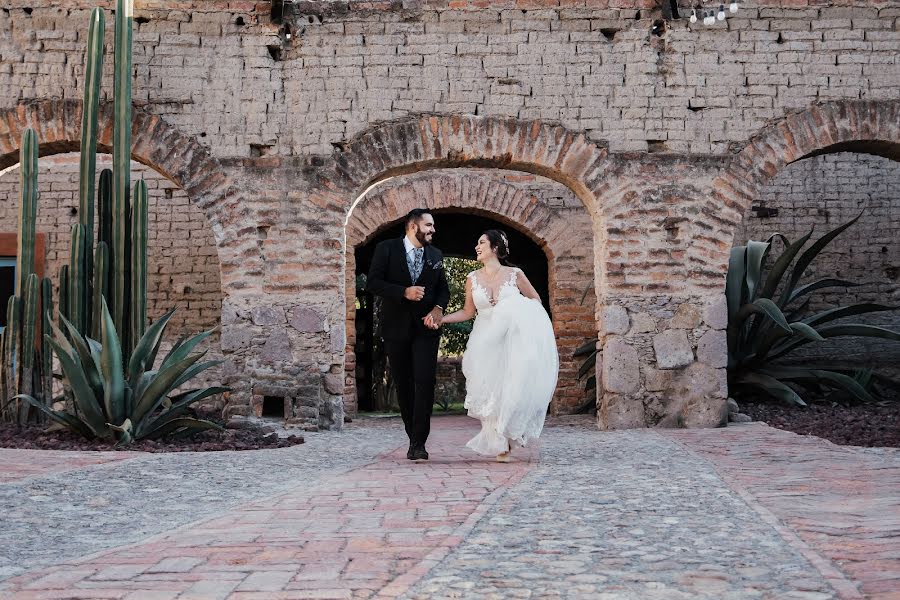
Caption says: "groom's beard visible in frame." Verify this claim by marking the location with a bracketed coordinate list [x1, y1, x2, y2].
[415, 228, 433, 246]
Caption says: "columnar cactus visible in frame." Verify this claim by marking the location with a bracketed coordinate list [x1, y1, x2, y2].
[130, 180, 148, 346]
[2, 0, 200, 426]
[112, 0, 134, 351]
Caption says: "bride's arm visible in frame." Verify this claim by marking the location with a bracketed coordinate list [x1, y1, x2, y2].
[515, 269, 542, 301]
[440, 276, 477, 324]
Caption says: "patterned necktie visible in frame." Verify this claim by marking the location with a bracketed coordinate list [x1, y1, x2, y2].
[408, 247, 424, 282]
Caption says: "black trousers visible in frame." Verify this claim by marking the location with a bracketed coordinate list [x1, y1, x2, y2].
[384, 335, 440, 447]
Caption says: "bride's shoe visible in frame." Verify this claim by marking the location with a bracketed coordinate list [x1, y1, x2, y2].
[496, 451, 511, 463]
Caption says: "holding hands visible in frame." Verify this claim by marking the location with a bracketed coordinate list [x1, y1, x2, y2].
[423, 307, 443, 330]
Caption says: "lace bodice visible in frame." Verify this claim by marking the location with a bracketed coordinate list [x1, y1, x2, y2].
[469, 267, 521, 311]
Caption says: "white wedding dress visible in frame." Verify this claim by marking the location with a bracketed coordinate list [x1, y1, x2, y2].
[462, 268, 559, 456]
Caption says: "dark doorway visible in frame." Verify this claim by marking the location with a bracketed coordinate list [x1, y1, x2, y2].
[353, 211, 551, 412]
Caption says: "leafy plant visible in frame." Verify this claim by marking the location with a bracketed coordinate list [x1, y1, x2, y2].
[727, 211, 900, 406]
[14, 300, 226, 445]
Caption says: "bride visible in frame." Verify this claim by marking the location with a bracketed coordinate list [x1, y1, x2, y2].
[435, 230, 559, 462]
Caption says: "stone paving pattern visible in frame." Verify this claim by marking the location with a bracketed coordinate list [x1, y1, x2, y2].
[0, 416, 897, 599]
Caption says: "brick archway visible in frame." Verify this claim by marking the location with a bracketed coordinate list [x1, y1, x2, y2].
[344, 169, 597, 416]
[312, 114, 610, 214]
[0, 99, 234, 238]
[713, 100, 900, 234]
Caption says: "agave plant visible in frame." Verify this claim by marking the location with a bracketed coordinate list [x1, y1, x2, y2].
[573, 339, 598, 413]
[14, 299, 227, 444]
[727, 211, 900, 406]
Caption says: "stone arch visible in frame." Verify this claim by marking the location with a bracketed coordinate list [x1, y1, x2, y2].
[713, 100, 900, 230]
[313, 114, 610, 215]
[345, 169, 597, 416]
[0, 99, 235, 238]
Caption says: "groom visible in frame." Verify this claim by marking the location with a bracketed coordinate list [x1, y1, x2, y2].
[367, 209, 450, 461]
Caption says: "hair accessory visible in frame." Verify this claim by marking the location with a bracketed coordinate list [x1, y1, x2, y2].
[499, 232, 509, 252]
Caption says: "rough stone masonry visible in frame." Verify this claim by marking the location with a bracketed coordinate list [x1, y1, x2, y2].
[0, 0, 898, 430]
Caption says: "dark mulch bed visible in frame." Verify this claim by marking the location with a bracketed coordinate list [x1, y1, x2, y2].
[741, 401, 900, 448]
[0, 422, 305, 452]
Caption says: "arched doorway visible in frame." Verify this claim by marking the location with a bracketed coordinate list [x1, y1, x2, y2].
[344, 168, 598, 417]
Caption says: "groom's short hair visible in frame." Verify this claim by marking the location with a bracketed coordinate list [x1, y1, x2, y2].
[405, 208, 431, 228]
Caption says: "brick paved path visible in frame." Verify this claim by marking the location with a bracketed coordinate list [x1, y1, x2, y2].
[0, 416, 897, 599]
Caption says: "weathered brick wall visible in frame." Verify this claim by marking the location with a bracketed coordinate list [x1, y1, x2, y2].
[2, 2, 898, 156]
[0, 154, 223, 336]
[734, 152, 900, 366]
[2, 0, 899, 430]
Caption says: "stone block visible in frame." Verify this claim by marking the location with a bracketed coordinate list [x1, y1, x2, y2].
[653, 330, 694, 369]
[289, 305, 326, 333]
[601, 305, 630, 335]
[260, 331, 291, 364]
[251, 305, 286, 326]
[656, 363, 729, 429]
[629, 312, 657, 334]
[599, 392, 646, 430]
[703, 295, 728, 330]
[643, 367, 672, 392]
[323, 373, 343, 395]
[221, 325, 254, 352]
[601, 337, 639, 394]
[669, 303, 701, 329]
[697, 329, 728, 368]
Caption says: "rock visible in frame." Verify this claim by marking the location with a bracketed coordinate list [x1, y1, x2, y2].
[599, 392, 646, 430]
[251, 305, 286, 326]
[289, 305, 326, 333]
[220, 325, 254, 352]
[697, 329, 728, 368]
[323, 373, 343, 395]
[657, 363, 729, 428]
[644, 367, 672, 392]
[653, 330, 694, 369]
[601, 337, 640, 394]
[703, 295, 729, 330]
[260, 331, 291, 363]
[629, 312, 657, 334]
[669, 303, 701, 329]
[601, 305, 630, 335]
[730, 412, 753, 423]
[727, 397, 740, 414]
[330, 324, 346, 353]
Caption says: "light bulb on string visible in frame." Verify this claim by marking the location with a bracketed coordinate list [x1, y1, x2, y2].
[690, 8, 698, 23]
[729, 0, 738, 12]
[717, 4, 726, 19]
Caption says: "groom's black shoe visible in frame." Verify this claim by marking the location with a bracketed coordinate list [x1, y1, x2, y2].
[413, 445, 429, 461]
[407, 443, 416, 460]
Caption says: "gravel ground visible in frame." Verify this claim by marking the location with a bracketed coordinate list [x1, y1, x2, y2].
[405, 426, 837, 600]
[0, 417, 404, 581]
[741, 401, 900, 448]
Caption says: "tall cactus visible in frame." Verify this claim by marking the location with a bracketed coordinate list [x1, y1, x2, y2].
[16, 130, 38, 296]
[58, 265, 70, 331]
[21, 274, 39, 371]
[130, 180, 148, 347]
[41, 277, 53, 406]
[92, 242, 109, 341]
[112, 0, 134, 350]
[69, 224, 87, 335]
[79, 6, 105, 336]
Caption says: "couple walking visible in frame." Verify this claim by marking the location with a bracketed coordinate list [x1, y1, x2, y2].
[366, 209, 559, 462]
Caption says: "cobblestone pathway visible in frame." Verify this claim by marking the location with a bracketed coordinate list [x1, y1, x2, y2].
[0, 416, 896, 599]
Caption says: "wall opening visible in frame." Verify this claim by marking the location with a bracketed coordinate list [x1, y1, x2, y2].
[353, 211, 551, 413]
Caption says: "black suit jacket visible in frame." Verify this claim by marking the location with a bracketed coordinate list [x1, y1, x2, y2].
[366, 238, 451, 340]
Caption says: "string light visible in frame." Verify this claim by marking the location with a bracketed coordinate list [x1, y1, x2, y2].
[689, 0, 739, 26]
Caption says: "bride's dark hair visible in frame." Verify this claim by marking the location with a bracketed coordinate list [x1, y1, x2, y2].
[483, 229, 515, 267]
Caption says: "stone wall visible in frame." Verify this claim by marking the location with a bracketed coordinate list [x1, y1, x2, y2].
[0, 153, 223, 336]
[1, 2, 898, 156]
[734, 151, 900, 368]
[1, 0, 899, 430]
